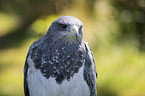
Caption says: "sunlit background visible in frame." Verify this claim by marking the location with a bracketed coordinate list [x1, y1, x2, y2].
[0, 0, 145, 96]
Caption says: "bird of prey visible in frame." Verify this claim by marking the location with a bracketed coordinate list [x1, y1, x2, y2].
[24, 16, 97, 96]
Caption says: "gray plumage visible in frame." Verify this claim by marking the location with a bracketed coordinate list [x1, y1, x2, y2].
[24, 16, 97, 96]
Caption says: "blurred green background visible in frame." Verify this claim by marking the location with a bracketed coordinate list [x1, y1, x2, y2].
[0, 0, 145, 96]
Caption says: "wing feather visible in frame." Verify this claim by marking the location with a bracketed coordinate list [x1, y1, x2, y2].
[84, 42, 97, 96]
[24, 53, 30, 96]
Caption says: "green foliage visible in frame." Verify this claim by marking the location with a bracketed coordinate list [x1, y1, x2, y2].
[0, 12, 19, 36]
[0, 0, 145, 96]
[31, 15, 58, 35]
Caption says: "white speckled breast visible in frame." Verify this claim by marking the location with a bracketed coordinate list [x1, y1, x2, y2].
[27, 56, 90, 96]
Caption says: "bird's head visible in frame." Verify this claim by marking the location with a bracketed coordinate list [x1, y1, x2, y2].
[46, 16, 83, 44]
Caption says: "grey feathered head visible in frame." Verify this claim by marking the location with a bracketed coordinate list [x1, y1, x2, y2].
[46, 16, 83, 44]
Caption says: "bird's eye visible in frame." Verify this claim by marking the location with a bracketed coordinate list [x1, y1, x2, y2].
[60, 24, 67, 29]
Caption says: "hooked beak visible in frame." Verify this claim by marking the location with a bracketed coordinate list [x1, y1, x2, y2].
[70, 25, 79, 38]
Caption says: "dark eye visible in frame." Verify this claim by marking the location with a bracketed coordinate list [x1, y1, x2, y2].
[60, 24, 67, 29]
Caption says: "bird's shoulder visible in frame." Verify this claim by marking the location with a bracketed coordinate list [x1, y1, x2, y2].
[83, 41, 97, 96]
[24, 37, 47, 96]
